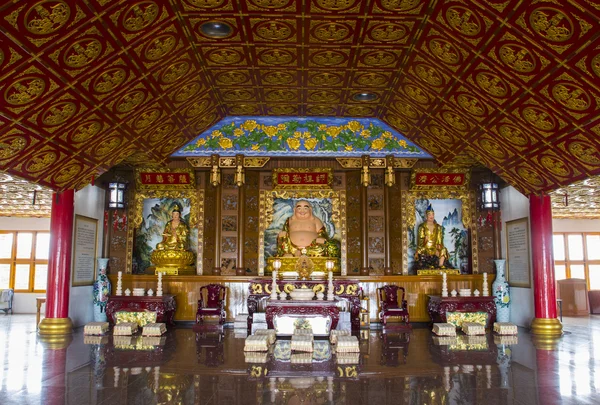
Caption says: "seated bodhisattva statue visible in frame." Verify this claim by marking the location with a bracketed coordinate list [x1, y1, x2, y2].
[156, 204, 190, 251]
[415, 205, 450, 268]
[277, 200, 340, 258]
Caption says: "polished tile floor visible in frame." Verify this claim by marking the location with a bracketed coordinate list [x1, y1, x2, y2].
[0, 315, 599, 405]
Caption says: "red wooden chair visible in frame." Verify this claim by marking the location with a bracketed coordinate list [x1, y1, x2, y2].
[377, 285, 410, 326]
[196, 284, 227, 325]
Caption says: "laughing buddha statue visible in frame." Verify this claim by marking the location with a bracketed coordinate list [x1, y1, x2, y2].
[277, 200, 340, 258]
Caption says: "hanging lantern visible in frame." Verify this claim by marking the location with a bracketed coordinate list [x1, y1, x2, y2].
[108, 181, 127, 209]
[479, 182, 500, 210]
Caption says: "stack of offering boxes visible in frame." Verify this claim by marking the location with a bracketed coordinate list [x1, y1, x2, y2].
[83, 321, 167, 347]
[243, 327, 360, 365]
[432, 320, 518, 346]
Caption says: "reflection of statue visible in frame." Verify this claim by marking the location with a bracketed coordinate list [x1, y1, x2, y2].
[156, 204, 189, 251]
[277, 200, 340, 257]
[415, 205, 449, 268]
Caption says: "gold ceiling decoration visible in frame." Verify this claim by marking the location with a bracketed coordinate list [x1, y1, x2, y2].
[551, 177, 600, 219]
[0, 173, 52, 217]
[0, 0, 598, 196]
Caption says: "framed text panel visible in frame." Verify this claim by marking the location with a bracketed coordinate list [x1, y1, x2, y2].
[506, 218, 531, 288]
[72, 215, 98, 287]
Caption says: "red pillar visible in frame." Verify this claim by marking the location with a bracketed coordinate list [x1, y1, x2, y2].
[39, 189, 74, 334]
[529, 193, 562, 336]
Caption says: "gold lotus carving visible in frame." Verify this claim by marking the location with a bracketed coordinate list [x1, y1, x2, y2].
[252, 0, 288, 9]
[259, 49, 294, 64]
[394, 102, 418, 119]
[315, 0, 357, 11]
[419, 138, 442, 155]
[498, 124, 528, 146]
[263, 71, 295, 85]
[403, 84, 430, 104]
[185, 100, 210, 117]
[479, 138, 506, 159]
[216, 71, 250, 85]
[0, 137, 27, 159]
[93, 68, 126, 93]
[568, 141, 600, 165]
[116, 91, 145, 113]
[123, 2, 159, 32]
[187, 0, 226, 8]
[370, 22, 408, 42]
[5, 77, 45, 105]
[313, 22, 351, 42]
[522, 106, 555, 131]
[134, 109, 160, 129]
[144, 35, 176, 60]
[255, 21, 293, 41]
[446, 6, 481, 37]
[516, 166, 544, 187]
[149, 123, 175, 144]
[415, 64, 443, 86]
[25, 1, 70, 35]
[207, 49, 242, 65]
[441, 111, 468, 131]
[308, 106, 335, 115]
[346, 106, 373, 116]
[270, 105, 296, 115]
[540, 155, 570, 176]
[475, 72, 508, 97]
[229, 105, 258, 115]
[309, 91, 338, 103]
[380, 0, 421, 12]
[429, 125, 455, 144]
[223, 89, 254, 101]
[53, 164, 80, 184]
[64, 39, 102, 68]
[457, 94, 485, 116]
[173, 82, 201, 103]
[95, 137, 122, 157]
[26, 151, 57, 173]
[42, 102, 76, 126]
[311, 50, 345, 66]
[499, 44, 536, 72]
[529, 8, 573, 42]
[552, 83, 590, 111]
[265, 90, 296, 102]
[309, 72, 342, 86]
[429, 38, 460, 64]
[71, 121, 102, 143]
[161, 61, 190, 84]
[355, 72, 388, 87]
[363, 50, 396, 66]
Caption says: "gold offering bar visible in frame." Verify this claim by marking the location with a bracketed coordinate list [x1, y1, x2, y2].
[417, 269, 460, 275]
[265, 257, 340, 275]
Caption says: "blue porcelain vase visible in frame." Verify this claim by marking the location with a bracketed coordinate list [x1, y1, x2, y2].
[492, 259, 511, 322]
[93, 258, 111, 322]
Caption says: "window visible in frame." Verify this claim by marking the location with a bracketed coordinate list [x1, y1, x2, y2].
[553, 232, 600, 290]
[0, 231, 49, 292]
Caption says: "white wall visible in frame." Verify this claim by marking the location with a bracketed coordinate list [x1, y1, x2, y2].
[553, 218, 600, 232]
[69, 185, 105, 328]
[0, 217, 51, 314]
[499, 186, 535, 328]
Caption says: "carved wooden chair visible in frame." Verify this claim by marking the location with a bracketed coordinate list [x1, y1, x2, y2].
[196, 284, 227, 325]
[377, 285, 410, 326]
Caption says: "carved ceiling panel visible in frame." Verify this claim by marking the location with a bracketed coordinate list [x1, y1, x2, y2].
[0, 0, 598, 196]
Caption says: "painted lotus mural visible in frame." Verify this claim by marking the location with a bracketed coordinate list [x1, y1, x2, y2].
[172, 117, 429, 158]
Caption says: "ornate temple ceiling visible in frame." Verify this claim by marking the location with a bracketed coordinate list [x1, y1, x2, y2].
[551, 177, 600, 219]
[0, 0, 599, 196]
[0, 173, 52, 217]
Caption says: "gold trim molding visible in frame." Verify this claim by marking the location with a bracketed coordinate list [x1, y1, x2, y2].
[336, 157, 418, 169]
[186, 156, 270, 168]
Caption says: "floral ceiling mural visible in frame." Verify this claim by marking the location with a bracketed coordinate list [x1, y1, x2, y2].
[173, 117, 429, 158]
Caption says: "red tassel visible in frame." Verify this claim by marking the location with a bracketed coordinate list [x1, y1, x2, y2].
[91, 175, 95, 186]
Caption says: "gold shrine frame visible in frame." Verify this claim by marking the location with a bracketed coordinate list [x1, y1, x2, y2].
[258, 188, 347, 276]
[125, 188, 204, 274]
[401, 190, 479, 275]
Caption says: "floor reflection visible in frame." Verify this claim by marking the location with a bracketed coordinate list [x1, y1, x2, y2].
[1, 315, 600, 404]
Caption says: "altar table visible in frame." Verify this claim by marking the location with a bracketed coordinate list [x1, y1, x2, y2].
[427, 295, 496, 328]
[265, 299, 340, 336]
[247, 279, 360, 329]
[106, 294, 177, 326]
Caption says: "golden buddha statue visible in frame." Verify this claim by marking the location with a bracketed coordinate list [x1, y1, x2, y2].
[150, 204, 195, 272]
[415, 205, 450, 268]
[277, 200, 340, 258]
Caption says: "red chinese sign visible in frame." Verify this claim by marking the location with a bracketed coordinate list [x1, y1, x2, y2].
[140, 172, 191, 185]
[415, 172, 465, 186]
[277, 172, 329, 186]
